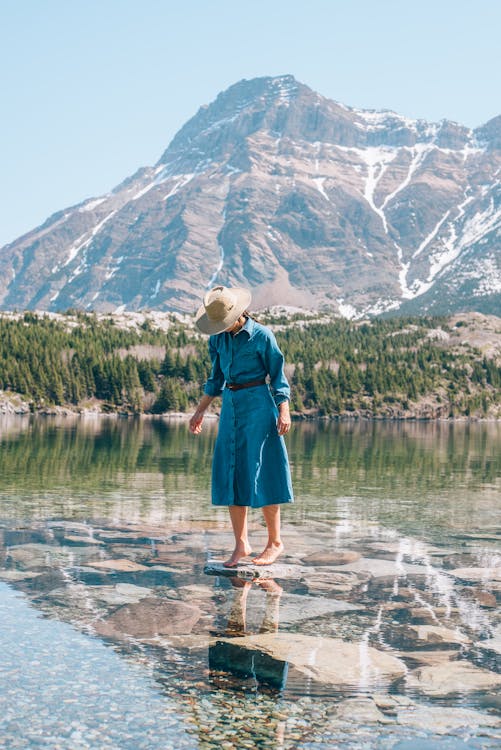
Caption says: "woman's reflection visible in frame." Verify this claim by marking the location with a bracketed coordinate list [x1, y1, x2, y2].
[209, 576, 288, 692]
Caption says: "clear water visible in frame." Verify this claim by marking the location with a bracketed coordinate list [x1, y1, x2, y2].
[0, 416, 500, 749]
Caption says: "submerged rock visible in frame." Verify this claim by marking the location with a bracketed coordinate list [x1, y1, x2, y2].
[87, 558, 149, 572]
[95, 597, 201, 638]
[449, 567, 501, 583]
[217, 632, 406, 687]
[332, 697, 393, 724]
[397, 650, 459, 667]
[7, 543, 99, 568]
[330, 557, 428, 578]
[405, 625, 472, 647]
[0, 569, 43, 581]
[302, 550, 361, 566]
[91, 583, 153, 605]
[396, 704, 501, 734]
[406, 660, 501, 696]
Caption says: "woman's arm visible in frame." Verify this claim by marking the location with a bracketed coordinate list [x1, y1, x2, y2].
[262, 329, 292, 434]
[190, 336, 223, 434]
[276, 400, 291, 435]
[189, 393, 215, 434]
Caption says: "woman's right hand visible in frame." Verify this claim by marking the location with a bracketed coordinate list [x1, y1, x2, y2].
[189, 411, 204, 434]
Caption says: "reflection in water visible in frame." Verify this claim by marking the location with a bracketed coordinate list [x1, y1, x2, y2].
[0, 416, 500, 748]
[0, 416, 499, 540]
[209, 578, 289, 693]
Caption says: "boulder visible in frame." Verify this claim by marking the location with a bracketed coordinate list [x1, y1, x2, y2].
[217, 633, 406, 687]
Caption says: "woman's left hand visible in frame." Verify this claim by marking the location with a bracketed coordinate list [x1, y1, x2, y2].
[277, 401, 291, 436]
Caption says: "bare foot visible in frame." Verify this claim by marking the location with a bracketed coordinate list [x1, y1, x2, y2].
[223, 543, 252, 568]
[252, 541, 284, 566]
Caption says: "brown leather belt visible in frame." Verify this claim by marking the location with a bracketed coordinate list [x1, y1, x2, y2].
[225, 379, 266, 391]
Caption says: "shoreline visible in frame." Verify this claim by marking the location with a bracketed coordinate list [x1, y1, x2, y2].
[0, 406, 499, 424]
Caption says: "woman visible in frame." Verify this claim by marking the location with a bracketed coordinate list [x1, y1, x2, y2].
[189, 285, 293, 567]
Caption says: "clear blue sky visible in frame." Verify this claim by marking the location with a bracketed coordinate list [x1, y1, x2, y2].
[1, 0, 499, 247]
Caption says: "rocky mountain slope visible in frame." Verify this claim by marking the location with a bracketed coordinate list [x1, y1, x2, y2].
[1, 75, 499, 316]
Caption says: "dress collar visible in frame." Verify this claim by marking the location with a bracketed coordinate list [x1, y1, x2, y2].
[232, 316, 255, 338]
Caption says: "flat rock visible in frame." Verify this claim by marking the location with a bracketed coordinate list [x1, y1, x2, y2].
[282, 593, 364, 623]
[150, 633, 217, 651]
[178, 584, 216, 600]
[217, 633, 406, 687]
[406, 624, 472, 646]
[333, 697, 393, 724]
[91, 583, 153, 605]
[302, 550, 361, 566]
[94, 597, 201, 638]
[87, 558, 149, 572]
[7, 543, 100, 567]
[449, 567, 501, 582]
[397, 650, 459, 666]
[397, 704, 501, 734]
[330, 557, 428, 578]
[406, 661, 501, 696]
[0, 569, 43, 581]
[204, 560, 306, 580]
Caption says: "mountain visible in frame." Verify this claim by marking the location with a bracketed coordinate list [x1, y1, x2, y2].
[1, 75, 500, 317]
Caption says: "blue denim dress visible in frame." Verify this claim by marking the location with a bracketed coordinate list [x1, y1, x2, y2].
[203, 318, 294, 508]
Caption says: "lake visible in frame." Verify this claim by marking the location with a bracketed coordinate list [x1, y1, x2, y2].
[0, 416, 500, 749]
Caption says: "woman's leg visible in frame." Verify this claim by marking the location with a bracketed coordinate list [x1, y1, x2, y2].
[252, 504, 284, 565]
[223, 505, 252, 567]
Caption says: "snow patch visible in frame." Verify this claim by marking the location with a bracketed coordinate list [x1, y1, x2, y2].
[207, 245, 225, 288]
[151, 279, 161, 299]
[381, 144, 434, 211]
[312, 177, 330, 202]
[412, 211, 451, 258]
[79, 197, 108, 213]
[62, 210, 117, 269]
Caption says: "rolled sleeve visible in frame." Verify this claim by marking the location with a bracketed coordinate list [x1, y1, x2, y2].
[203, 336, 225, 397]
[263, 331, 290, 406]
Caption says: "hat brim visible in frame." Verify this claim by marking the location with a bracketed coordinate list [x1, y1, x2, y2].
[195, 287, 252, 334]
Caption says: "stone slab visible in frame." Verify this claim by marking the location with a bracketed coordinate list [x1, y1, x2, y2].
[87, 558, 149, 572]
[216, 632, 406, 687]
[204, 560, 307, 580]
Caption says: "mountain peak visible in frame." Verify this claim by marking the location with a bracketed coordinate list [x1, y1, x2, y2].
[1, 76, 499, 317]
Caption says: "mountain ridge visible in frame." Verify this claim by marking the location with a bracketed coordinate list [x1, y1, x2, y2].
[1, 74, 500, 316]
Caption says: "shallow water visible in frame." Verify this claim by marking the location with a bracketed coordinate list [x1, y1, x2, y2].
[0, 416, 500, 748]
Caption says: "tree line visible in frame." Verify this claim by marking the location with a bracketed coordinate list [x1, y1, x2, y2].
[0, 312, 499, 418]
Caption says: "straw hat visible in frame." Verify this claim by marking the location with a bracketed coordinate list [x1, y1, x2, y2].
[195, 285, 252, 334]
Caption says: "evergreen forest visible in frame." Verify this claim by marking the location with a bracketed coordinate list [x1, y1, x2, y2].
[0, 312, 499, 419]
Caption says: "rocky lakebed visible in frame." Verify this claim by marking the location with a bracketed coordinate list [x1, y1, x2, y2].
[1, 516, 500, 749]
